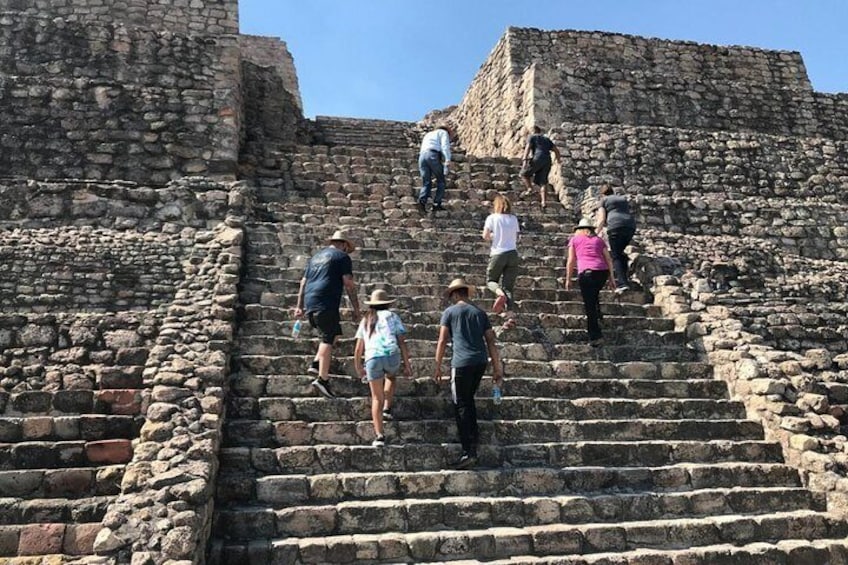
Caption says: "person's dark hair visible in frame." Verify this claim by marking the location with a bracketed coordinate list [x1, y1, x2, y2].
[450, 288, 470, 300]
[364, 304, 390, 336]
[599, 185, 614, 196]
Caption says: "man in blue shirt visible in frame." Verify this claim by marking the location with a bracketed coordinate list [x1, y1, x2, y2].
[295, 230, 361, 398]
[434, 277, 503, 469]
[418, 124, 456, 215]
[520, 126, 561, 209]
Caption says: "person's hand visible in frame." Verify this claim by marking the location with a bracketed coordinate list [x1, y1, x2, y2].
[607, 279, 616, 291]
[293, 307, 304, 318]
[564, 277, 572, 291]
[433, 364, 444, 384]
[492, 365, 504, 386]
[443, 164, 449, 176]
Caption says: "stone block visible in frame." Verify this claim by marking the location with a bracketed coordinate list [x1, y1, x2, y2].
[18, 523, 65, 555]
[85, 439, 133, 464]
[64, 523, 101, 555]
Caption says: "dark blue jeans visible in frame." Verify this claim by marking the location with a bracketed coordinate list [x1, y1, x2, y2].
[578, 269, 609, 341]
[607, 226, 635, 287]
[418, 150, 445, 205]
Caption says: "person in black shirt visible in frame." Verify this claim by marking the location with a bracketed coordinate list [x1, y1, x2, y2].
[295, 230, 361, 398]
[520, 126, 561, 209]
[595, 185, 637, 292]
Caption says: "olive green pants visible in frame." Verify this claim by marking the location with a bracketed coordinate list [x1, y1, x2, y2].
[486, 250, 520, 309]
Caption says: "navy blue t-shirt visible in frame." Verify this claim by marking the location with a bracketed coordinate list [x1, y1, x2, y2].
[440, 302, 492, 368]
[303, 246, 353, 313]
[528, 134, 555, 162]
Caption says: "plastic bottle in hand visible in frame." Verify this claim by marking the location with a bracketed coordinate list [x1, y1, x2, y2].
[292, 319, 302, 339]
[492, 384, 503, 405]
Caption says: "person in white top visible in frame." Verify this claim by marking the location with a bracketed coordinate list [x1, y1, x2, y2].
[353, 289, 412, 447]
[417, 124, 456, 214]
[482, 194, 520, 324]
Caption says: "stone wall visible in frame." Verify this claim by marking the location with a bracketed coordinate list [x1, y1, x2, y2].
[454, 27, 848, 157]
[0, 15, 241, 185]
[0, 0, 238, 35]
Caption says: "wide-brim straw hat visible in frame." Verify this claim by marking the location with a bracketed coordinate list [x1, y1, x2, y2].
[328, 230, 356, 251]
[573, 218, 596, 231]
[364, 289, 396, 306]
[445, 277, 475, 297]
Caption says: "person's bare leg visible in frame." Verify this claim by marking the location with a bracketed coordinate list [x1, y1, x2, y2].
[317, 342, 333, 379]
[383, 375, 396, 412]
[369, 379, 385, 437]
[539, 184, 547, 209]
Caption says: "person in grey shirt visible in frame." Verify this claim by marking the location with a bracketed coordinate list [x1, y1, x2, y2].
[434, 278, 503, 469]
[595, 185, 637, 291]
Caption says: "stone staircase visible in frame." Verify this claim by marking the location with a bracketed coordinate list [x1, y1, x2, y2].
[208, 137, 848, 563]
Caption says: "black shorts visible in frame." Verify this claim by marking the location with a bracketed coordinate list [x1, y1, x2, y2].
[308, 310, 342, 344]
[521, 158, 552, 186]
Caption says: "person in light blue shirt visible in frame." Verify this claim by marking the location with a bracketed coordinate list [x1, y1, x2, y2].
[418, 124, 456, 214]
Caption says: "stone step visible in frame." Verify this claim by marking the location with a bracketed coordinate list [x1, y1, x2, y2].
[230, 375, 725, 402]
[0, 466, 124, 498]
[0, 522, 102, 557]
[0, 415, 143, 442]
[223, 418, 763, 448]
[245, 282, 649, 309]
[236, 333, 690, 361]
[240, 315, 674, 339]
[0, 386, 145, 417]
[0, 495, 112, 525]
[220, 440, 782, 474]
[0, 440, 133, 470]
[215, 463, 803, 507]
[242, 301, 663, 322]
[214, 487, 822, 541]
[209, 510, 846, 564]
[235, 344, 699, 373]
[229, 396, 745, 424]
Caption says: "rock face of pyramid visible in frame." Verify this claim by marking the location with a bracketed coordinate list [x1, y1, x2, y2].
[1, 2, 848, 563]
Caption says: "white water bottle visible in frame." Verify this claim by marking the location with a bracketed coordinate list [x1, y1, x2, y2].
[492, 384, 503, 405]
[292, 319, 302, 339]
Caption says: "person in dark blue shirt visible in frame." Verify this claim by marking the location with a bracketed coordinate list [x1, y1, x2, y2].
[295, 230, 361, 398]
[434, 278, 503, 469]
[520, 126, 561, 209]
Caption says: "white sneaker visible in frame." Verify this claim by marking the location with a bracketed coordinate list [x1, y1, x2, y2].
[372, 435, 386, 447]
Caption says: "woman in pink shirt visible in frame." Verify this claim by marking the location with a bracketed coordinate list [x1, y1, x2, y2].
[564, 218, 615, 345]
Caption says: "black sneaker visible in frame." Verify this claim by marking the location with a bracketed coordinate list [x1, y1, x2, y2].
[452, 453, 478, 470]
[382, 408, 393, 421]
[307, 360, 319, 375]
[417, 201, 427, 214]
[371, 435, 386, 447]
[432, 203, 445, 212]
[312, 378, 334, 398]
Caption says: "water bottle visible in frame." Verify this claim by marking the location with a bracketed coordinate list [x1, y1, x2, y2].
[292, 318, 302, 339]
[492, 384, 503, 405]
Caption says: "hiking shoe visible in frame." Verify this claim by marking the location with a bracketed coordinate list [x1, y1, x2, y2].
[590, 337, 604, 348]
[452, 453, 478, 470]
[417, 201, 427, 214]
[372, 435, 386, 447]
[614, 285, 629, 295]
[432, 203, 445, 212]
[382, 408, 393, 421]
[307, 360, 319, 375]
[312, 378, 334, 398]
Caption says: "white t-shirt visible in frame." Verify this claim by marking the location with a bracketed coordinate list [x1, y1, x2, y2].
[355, 310, 406, 361]
[484, 213, 520, 255]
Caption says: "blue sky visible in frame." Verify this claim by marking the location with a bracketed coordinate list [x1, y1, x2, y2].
[240, 0, 848, 122]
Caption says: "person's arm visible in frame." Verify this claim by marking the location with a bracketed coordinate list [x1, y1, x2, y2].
[564, 245, 576, 290]
[354, 337, 366, 378]
[484, 328, 503, 385]
[595, 204, 607, 233]
[440, 130, 452, 164]
[398, 334, 413, 377]
[551, 143, 561, 162]
[482, 216, 493, 241]
[434, 326, 450, 383]
[603, 247, 616, 290]
[343, 274, 360, 320]
[294, 277, 307, 318]
[523, 139, 533, 162]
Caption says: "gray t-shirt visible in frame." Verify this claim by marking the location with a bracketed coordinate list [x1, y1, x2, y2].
[600, 195, 636, 230]
[440, 302, 492, 368]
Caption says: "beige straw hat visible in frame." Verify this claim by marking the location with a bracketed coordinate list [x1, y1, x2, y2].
[328, 230, 356, 252]
[364, 289, 396, 306]
[445, 277, 475, 297]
